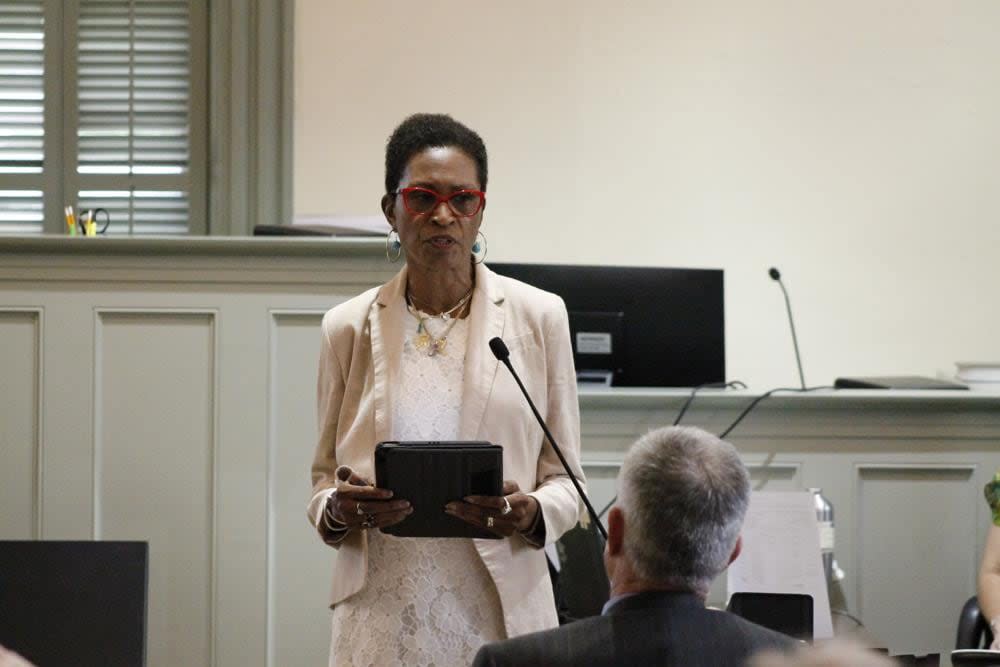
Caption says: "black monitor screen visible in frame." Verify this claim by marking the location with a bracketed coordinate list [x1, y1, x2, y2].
[490, 263, 724, 387]
[727, 592, 814, 641]
[0, 541, 148, 667]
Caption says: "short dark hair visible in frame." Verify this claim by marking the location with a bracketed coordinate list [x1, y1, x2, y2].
[384, 113, 488, 194]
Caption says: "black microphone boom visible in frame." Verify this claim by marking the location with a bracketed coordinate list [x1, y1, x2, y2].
[768, 266, 806, 390]
[489, 336, 608, 541]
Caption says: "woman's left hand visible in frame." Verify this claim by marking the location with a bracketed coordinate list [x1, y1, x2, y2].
[445, 480, 539, 537]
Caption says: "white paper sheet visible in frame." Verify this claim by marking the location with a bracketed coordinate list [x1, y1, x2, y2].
[545, 542, 562, 572]
[727, 491, 834, 638]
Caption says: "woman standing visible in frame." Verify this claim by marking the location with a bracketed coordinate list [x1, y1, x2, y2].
[307, 113, 585, 665]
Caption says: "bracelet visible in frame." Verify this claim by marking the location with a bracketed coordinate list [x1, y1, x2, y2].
[323, 494, 348, 533]
[323, 510, 347, 533]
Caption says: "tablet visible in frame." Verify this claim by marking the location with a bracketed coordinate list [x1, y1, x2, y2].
[374, 441, 503, 539]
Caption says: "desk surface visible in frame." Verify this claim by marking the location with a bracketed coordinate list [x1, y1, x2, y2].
[579, 386, 1000, 408]
[0, 233, 382, 257]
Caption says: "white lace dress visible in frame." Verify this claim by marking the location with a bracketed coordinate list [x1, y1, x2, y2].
[328, 309, 506, 667]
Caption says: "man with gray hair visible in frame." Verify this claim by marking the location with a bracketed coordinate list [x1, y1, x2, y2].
[473, 426, 795, 666]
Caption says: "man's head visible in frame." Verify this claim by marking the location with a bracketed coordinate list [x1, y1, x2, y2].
[606, 425, 750, 597]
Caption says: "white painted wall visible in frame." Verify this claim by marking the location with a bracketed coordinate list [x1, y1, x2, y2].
[293, 0, 1000, 389]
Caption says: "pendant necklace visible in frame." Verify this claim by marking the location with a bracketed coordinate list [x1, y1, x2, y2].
[406, 287, 473, 357]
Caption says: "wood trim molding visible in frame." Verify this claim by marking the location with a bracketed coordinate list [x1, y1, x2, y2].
[208, 0, 293, 236]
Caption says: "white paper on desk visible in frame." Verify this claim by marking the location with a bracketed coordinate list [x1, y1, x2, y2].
[727, 491, 833, 639]
[545, 542, 561, 572]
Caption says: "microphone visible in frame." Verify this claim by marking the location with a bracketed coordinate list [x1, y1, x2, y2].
[489, 336, 608, 540]
[768, 267, 806, 390]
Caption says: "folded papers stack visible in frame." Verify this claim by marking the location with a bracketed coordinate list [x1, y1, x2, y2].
[955, 362, 1000, 392]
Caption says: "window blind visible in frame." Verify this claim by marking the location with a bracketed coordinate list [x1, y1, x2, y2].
[0, 0, 45, 233]
[76, 0, 191, 235]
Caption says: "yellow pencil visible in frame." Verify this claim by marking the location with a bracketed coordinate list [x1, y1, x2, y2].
[64, 206, 77, 236]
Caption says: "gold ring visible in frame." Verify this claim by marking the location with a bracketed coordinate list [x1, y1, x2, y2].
[357, 502, 365, 515]
[500, 497, 512, 515]
[486, 516, 495, 529]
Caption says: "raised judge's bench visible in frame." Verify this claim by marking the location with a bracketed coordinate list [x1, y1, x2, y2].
[1, 236, 997, 665]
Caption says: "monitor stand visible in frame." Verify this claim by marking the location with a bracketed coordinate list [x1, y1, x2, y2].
[577, 370, 613, 386]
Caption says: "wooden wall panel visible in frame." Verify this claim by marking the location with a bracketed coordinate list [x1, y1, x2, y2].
[268, 311, 332, 667]
[0, 310, 41, 538]
[747, 461, 801, 492]
[95, 310, 217, 667]
[857, 464, 978, 655]
[579, 460, 620, 519]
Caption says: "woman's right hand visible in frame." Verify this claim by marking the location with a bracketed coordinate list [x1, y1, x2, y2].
[327, 467, 412, 531]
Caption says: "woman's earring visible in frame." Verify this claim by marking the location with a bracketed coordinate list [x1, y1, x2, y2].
[472, 231, 487, 264]
[386, 230, 402, 263]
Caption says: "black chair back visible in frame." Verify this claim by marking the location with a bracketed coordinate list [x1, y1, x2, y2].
[552, 521, 610, 622]
[726, 592, 814, 641]
[0, 541, 148, 667]
[956, 595, 995, 650]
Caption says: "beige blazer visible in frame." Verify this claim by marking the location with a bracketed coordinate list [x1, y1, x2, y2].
[307, 262, 585, 638]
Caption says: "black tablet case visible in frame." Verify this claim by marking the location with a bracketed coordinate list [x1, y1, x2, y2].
[374, 441, 503, 539]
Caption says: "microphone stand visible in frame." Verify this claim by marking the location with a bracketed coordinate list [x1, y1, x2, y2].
[770, 267, 806, 390]
[490, 337, 608, 541]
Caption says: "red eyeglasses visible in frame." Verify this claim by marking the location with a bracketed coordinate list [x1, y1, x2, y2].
[394, 187, 486, 217]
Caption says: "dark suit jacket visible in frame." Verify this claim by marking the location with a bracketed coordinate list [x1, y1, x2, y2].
[472, 590, 796, 667]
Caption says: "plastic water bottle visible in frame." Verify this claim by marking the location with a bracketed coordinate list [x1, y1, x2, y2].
[809, 487, 835, 582]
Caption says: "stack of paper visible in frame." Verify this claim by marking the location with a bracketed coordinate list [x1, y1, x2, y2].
[727, 491, 834, 639]
[955, 362, 1000, 391]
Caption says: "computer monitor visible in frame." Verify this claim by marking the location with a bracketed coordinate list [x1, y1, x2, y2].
[490, 263, 725, 388]
[0, 541, 148, 667]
